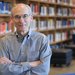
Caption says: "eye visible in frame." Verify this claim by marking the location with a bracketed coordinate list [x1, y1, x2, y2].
[23, 14, 29, 18]
[14, 15, 21, 19]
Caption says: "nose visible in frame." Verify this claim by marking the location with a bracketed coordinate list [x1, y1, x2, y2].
[19, 17, 25, 23]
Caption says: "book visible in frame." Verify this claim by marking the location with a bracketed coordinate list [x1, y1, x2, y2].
[30, 3, 39, 15]
[48, 7, 55, 16]
[40, 5, 47, 16]
[48, 19, 55, 29]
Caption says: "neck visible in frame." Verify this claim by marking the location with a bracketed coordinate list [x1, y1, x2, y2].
[17, 31, 28, 36]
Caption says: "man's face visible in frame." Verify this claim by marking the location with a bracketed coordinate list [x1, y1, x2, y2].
[12, 7, 32, 33]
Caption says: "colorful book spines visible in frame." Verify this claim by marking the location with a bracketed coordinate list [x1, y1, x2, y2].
[0, 1, 12, 14]
[0, 21, 12, 34]
[30, 3, 39, 15]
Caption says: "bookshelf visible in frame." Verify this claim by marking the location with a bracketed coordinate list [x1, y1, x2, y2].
[26, 0, 75, 45]
[0, 0, 16, 37]
[0, 0, 75, 45]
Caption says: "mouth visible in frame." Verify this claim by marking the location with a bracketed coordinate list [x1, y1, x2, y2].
[18, 24, 25, 26]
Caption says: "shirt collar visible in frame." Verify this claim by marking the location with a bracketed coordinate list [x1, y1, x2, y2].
[27, 30, 32, 39]
[15, 30, 32, 39]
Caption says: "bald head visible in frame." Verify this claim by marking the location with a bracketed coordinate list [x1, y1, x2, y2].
[11, 3, 32, 16]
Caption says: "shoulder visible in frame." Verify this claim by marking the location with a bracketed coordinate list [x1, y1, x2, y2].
[1, 32, 15, 42]
[30, 31, 47, 41]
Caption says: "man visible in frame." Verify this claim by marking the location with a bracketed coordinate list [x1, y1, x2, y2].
[0, 3, 52, 75]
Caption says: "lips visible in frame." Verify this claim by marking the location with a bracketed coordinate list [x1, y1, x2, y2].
[18, 23, 26, 26]
[18, 24, 25, 26]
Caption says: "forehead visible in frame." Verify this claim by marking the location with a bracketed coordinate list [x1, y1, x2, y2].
[12, 5, 29, 16]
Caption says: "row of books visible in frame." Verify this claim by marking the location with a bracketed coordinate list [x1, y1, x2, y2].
[0, 1, 12, 14]
[56, 19, 75, 29]
[50, 43, 67, 49]
[57, 8, 73, 16]
[40, 6, 55, 16]
[0, 21, 12, 34]
[38, 20, 55, 30]
[56, 0, 72, 5]
[55, 32, 68, 42]
[47, 32, 69, 44]
[30, 4, 39, 15]
[30, 4, 73, 16]
[30, 19, 75, 30]
[30, 19, 55, 30]
[1, 20, 74, 34]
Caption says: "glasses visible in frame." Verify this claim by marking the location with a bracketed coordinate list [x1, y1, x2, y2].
[14, 14, 29, 20]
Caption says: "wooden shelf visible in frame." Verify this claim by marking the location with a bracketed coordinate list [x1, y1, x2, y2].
[0, 0, 13, 2]
[29, 0, 40, 2]
[33, 15, 75, 19]
[37, 29, 55, 32]
[0, 14, 10, 17]
[50, 38, 71, 45]
[56, 3, 75, 8]
[33, 15, 56, 18]
[56, 16, 75, 19]
[36, 27, 75, 33]
[56, 27, 75, 31]
[29, 0, 56, 5]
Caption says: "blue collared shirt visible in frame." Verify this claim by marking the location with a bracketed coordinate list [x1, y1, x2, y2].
[0, 30, 52, 75]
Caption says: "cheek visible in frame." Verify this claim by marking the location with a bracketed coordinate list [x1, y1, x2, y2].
[27, 17, 32, 22]
[17, 25, 28, 30]
[27, 18, 32, 24]
[14, 20, 19, 24]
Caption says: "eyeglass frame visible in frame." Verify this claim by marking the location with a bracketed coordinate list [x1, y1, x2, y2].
[13, 14, 30, 20]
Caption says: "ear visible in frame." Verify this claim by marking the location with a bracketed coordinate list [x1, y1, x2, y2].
[30, 16, 33, 21]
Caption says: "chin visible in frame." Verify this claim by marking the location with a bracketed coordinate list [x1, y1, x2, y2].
[21, 30, 28, 33]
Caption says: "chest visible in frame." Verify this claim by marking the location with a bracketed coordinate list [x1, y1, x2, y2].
[8, 38, 41, 62]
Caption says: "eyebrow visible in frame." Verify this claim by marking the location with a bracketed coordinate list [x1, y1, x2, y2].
[15, 14, 29, 16]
